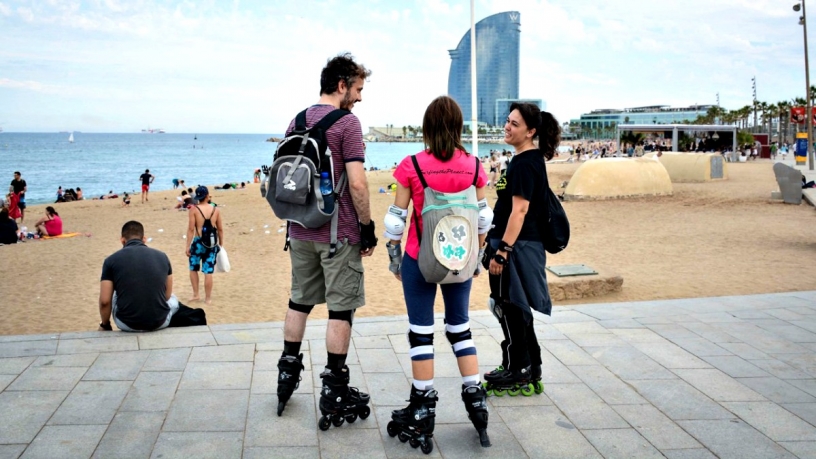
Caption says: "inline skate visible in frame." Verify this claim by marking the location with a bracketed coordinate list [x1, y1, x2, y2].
[276, 353, 304, 416]
[483, 365, 538, 396]
[317, 366, 371, 430]
[530, 363, 545, 394]
[387, 387, 437, 455]
[461, 384, 491, 447]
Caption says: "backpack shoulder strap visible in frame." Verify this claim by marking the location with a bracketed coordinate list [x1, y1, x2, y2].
[410, 155, 428, 189]
[313, 109, 350, 133]
[294, 109, 309, 131]
[472, 156, 480, 186]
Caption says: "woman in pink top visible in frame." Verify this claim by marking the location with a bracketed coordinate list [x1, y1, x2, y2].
[383, 96, 491, 449]
[35, 206, 62, 236]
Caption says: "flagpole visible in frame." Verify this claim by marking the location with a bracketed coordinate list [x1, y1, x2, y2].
[470, 0, 478, 156]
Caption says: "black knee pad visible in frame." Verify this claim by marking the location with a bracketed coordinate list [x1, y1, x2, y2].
[328, 309, 354, 325]
[408, 326, 434, 361]
[445, 323, 476, 358]
[288, 300, 314, 314]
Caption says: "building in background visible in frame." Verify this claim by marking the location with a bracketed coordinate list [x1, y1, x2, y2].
[448, 11, 523, 127]
[574, 105, 714, 136]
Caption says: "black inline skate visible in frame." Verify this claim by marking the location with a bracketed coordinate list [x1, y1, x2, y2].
[530, 363, 545, 394]
[387, 386, 437, 455]
[317, 366, 371, 430]
[276, 353, 304, 416]
[483, 365, 537, 397]
[461, 384, 491, 447]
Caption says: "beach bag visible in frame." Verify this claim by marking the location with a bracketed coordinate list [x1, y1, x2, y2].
[262, 108, 349, 257]
[215, 246, 230, 273]
[196, 206, 218, 249]
[543, 188, 569, 254]
[411, 155, 481, 284]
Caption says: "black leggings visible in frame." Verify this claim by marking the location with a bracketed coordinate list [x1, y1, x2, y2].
[489, 270, 542, 371]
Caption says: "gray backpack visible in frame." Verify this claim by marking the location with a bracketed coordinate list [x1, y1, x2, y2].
[411, 154, 481, 284]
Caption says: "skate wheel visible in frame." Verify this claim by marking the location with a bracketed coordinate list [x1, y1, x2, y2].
[345, 413, 357, 423]
[276, 401, 286, 417]
[318, 416, 331, 431]
[387, 421, 399, 437]
[482, 381, 490, 390]
[410, 439, 420, 449]
[508, 387, 521, 396]
[493, 388, 506, 396]
[534, 381, 545, 394]
[521, 383, 535, 396]
[398, 432, 410, 443]
[421, 440, 434, 454]
[359, 405, 371, 420]
[332, 416, 345, 427]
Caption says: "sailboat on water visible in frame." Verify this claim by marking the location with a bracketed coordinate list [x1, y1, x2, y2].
[68, 132, 74, 143]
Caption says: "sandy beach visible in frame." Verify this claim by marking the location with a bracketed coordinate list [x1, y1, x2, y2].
[2, 158, 815, 336]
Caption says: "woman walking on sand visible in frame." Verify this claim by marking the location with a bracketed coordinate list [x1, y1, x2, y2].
[482, 102, 559, 398]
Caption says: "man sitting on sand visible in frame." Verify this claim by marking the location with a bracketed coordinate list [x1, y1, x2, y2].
[98, 220, 206, 332]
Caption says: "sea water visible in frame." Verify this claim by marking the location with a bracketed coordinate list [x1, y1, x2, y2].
[0, 133, 512, 205]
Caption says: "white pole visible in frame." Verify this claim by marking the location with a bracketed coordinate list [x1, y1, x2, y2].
[470, 0, 478, 156]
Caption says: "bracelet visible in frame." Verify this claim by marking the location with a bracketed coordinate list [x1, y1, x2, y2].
[493, 254, 508, 266]
[499, 240, 514, 252]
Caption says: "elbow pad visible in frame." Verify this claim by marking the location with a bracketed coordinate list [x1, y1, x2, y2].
[383, 205, 408, 240]
[477, 199, 493, 234]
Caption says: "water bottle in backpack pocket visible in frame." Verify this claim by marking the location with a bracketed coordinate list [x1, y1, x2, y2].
[319, 171, 335, 214]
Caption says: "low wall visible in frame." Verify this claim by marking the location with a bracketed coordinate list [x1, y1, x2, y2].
[548, 270, 624, 301]
[563, 158, 673, 200]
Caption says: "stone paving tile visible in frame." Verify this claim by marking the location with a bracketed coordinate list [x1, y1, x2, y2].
[120, 371, 182, 412]
[0, 357, 35, 374]
[666, 337, 732, 357]
[584, 346, 676, 380]
[208, 321, 283, 331]
[722, 401, 816, 441]
[566, 333, 627, 348]
[756, 324, 816, 344]
[82, 350, 150, 381]
[59, 330, 120, 340]
[673, 369, 766, 402]
[434, 422, 528, 458]
[537, 348, 582, 384]
[6, 366, 86, 391]
[678, 419, 797, 459]
[780, 441, 816, 459]
[569, 365, 646, 405]
[532, 322, 568, 340]
[0, 341, 57, 358]
[188, 343, 255, 362]
[661, 449, 718, 459]
[244, 394, 317, 447]
[138, 331, 217, 350]
[354, 321, 413, 337]
[751, 358, 813, 380]
[609, 328, 666, 344]
[255, 340, 310, 352]
[92, 411, 165, 459]
[542, 310, 598, 324]
[48, 380, 131, 425]
[582, 428, 664, 459]
[774, 353, 816, 377]
[781, 403, 816, 427]
[363, 372, 410, 407]
[357, 348, 403, 373]
[630, 341, 712, 369]
[540, 340, 599, 366]
[496, 405, 603, 458]
[387, 334, 410, 354]
[142, 347, 191, 371]
[700, 355, 771, 378]
[645, 324, 701, 340]
[318, 424, 386, 458]
[0, 334, 56, 344]
[689, 312, 743, 323]
[596, 318, 646, 329]
[736, 377, 816, 404]
[765, 309, 810, 321]
[717, 342, 771, 360]
[789, 379, 816, 398]
[211, 328, 282, 345]
[0, 445, 27, 459]
[243, 446, 320, 459]
[57, 336, 138, 354]
[0, 391, 68, 444]
[164, 389, 249, 432]
[552, 321, 612, 335]
[21, 425, 107, 459]
[545, 383, 629, 430]
[681, 322, 742, 343]
[628, 379, 733, 420]
[150, 431, 244, 459]
[612, 403, 702, 450]
[353, 335, 393, 349]
[178, 362, 252, 390]
[30, 353, 98, 368]
[0, 374, 15, 392]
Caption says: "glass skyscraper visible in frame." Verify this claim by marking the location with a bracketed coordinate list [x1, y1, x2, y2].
[448, 11, 520, 127]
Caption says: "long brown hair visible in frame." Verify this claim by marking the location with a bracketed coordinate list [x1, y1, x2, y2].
[423, 96, 467, 161]
[509, 102, 561, 160]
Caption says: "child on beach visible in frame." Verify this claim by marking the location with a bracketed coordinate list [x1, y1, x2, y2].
[122, 192, 131, 207]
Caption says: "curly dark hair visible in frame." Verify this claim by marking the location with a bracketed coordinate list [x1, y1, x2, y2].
[320, 53, 372, 96]
[509, 102, 561, 160]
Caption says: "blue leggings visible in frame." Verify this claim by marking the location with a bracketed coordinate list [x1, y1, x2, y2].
[401, 254, 475, 361]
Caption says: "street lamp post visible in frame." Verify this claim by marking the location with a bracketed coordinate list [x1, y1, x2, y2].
[795, 0, 815, 170]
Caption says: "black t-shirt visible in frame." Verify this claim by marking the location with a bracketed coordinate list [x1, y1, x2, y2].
[140, 173, 152, 185]
[488, 149, 549, 242]
[0, 217, 18, 244]
[101, 239, 172, 330]
[10, 179, 26, 195]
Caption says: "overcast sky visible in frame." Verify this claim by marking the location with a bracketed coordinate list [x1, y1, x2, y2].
[0, 0, 811, 133]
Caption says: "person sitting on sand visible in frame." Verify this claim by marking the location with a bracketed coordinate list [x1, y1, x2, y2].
[174, 190, 194, 210]
[122, 192, 131, 207]
[98, 220, 207, 332]
[76, 188, 83, 200]
[0, 197, 18, 245]
[34, 206, 62, 237]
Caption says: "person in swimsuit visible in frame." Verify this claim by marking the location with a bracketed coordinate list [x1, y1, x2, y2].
[185, 186, 223, 304]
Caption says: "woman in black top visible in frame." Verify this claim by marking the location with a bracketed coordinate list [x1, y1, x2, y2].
[483, 102, 560, 396]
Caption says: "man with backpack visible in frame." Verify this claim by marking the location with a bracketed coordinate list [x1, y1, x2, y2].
[268, 53, 378, 427]
[186, 186, 223, 304]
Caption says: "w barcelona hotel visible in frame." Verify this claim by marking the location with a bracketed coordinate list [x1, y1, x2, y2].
[447, 11, 544, 128]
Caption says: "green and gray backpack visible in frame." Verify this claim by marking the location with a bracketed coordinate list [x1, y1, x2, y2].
[410, 154, 481, 284]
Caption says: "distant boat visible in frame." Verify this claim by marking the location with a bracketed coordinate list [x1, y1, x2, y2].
[68, 132, 74, 143]
[194, 134, 197, 140]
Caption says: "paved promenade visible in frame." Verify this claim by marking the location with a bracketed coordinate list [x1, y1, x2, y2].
[1, 291, 816, 458]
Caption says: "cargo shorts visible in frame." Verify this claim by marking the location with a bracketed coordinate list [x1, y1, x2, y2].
[289, 238, 365, 311]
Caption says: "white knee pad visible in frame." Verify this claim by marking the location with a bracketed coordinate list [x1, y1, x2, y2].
[477, 199, 493, 234]
[384, 205, 408, 240]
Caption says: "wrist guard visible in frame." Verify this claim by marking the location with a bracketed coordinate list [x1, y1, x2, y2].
[475, 246, 486, 275]
[99, 322, 112, 331]
[499, 240, 514, 252]
[386, 242, 403, 275]
[493, 254, 508, 266]
[359, 221, 378, 251]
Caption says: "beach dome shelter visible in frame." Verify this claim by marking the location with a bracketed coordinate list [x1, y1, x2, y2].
[563, 158, 673, 200]
[647, 152, 728, 182]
